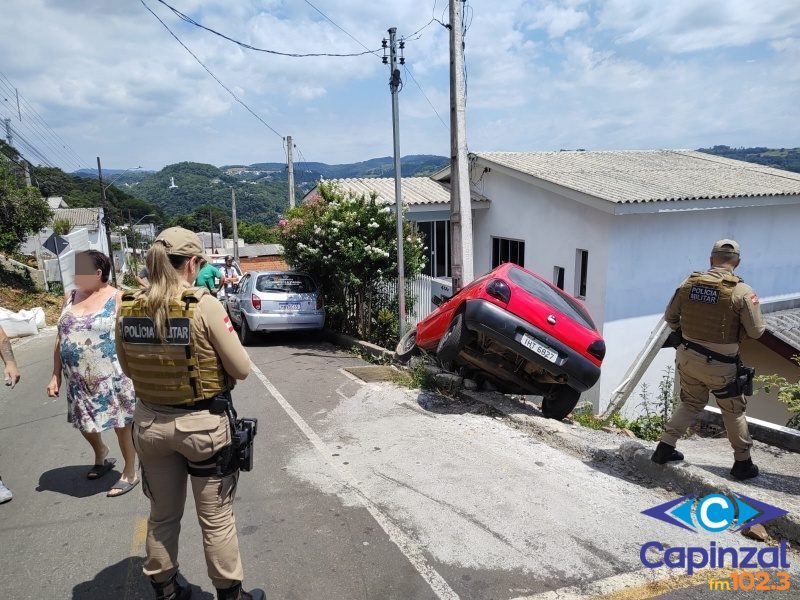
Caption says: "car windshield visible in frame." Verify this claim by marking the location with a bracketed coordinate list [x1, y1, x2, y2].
[256, 273, 316, 293]
[508, 267, 595, 330]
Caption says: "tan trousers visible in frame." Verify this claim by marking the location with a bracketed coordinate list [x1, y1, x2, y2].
[132, 402, 243, 589]
[661, 346, 753, 461]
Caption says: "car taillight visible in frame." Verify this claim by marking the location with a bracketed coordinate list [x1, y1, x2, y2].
[588, 340, 606, 361]
[316, 295, 324, 310]
[251, 294, 262, 311]
[486, 279, 511, 304]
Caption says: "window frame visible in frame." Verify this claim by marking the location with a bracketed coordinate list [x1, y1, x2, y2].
[491, 236, 526, 269]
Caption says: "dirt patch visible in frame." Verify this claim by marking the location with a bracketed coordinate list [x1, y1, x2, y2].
[0, 286, 63, 327]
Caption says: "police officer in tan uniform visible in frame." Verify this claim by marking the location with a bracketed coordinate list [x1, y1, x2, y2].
[651, 239, 765, 480]
[115, 227, 264, 600]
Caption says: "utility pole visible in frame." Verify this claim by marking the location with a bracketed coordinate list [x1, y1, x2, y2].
[15, 88, 21, 121]
[3, 118, 12, 146]
[97, 156, 117, 285]
[383, 27, 407, 336]
[231, 187, 240, 262]
[286, 135, 295, 209]
[449, 0, 474, 291]
[209, 208, 215, 255]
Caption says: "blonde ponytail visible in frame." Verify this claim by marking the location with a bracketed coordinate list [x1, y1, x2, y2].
[143, 241, 187, 341]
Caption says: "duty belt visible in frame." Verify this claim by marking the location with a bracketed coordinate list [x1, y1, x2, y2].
[682, 340, 739, 364]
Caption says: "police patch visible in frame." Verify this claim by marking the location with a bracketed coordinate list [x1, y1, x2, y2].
[689, 284, 720, 304]
[121, 317, 191, 345]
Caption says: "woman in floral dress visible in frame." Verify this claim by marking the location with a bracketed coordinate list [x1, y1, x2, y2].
[46, 250, 138, 497]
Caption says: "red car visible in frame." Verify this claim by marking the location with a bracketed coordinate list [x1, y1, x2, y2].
[396, 263, 605, 420]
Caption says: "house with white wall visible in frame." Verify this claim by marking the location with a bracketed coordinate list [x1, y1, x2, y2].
[433, 150, 800, 418]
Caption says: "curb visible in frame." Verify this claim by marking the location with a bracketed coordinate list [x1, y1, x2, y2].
[701, 406, 800, 454]
[323, 329, 394, 362]
[460, 389, 800, 547]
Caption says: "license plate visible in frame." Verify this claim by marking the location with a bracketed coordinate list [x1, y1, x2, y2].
[520, 334, 558, 363]
[280, 303, 301, 312]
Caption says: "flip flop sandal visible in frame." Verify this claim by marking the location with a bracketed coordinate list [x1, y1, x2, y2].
[107, 478, 140, 498]
[87, 458, 116, 480]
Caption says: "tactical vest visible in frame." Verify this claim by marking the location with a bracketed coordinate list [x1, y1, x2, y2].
[678, 271, 741, 344]
[119, 288, 230, 405]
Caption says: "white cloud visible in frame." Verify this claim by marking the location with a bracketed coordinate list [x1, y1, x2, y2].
[524, 4, 590, 38]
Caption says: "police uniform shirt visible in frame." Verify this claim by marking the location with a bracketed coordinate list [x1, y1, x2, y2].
[664, 265, 766, 357]
[116, 284, 251, 384]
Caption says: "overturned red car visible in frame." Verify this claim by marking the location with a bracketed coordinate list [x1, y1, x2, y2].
[396, 263, 605, 420]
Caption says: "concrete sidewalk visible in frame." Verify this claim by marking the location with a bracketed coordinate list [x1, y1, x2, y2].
[461, 390, 800, 546]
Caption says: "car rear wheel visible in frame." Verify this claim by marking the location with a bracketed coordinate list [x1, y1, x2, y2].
[239, 316, 256, 346]
[541, 386, 581, 420]
[436, 314, 470, 363]
[395, 328, 419, 364]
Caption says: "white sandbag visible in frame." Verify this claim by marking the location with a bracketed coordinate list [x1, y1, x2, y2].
[0, 307, 39, 338]
[31, 306, 46, 329]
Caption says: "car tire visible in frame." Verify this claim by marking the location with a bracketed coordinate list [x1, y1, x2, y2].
[239, 316, 256, 346]
[436, 313, 470, 363]
[541, 386, 581, 421]
[395, 327, 419, 364]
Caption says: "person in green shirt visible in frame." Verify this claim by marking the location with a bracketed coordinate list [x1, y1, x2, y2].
[195, 262, 223, 296]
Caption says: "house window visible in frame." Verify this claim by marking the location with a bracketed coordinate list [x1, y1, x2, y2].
[553, 266, 565, 290]
[575, 249, 588, 299]
[492, 237, 525, 268]
[416, 220, 451, 278]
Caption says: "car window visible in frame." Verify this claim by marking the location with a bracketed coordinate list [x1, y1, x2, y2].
[238, 274, 250, 293]
[256, 273, 316, 293]
[508, 267, 595, 329]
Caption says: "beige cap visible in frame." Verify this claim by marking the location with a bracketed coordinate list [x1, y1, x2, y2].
[155, 227, 208, 261]
[711, 239, 740, 255]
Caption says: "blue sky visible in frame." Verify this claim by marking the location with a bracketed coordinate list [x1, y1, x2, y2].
[1, 0, 798, 171]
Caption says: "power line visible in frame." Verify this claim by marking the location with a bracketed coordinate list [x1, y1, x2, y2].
[0, 71, 89, 170]
[8, 124, 56, 167]
[0, 101, 82, 171]
[402, 65, 447, 130]
[155, 0, 380, 58]
[302, 0, 379, 56]
[141, 0, 284, 140]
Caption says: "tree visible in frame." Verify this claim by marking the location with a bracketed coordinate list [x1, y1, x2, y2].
[238, 221, 280, 244]
[0, 160, 52, 255]
[52, 218, 72, 236]
[278, 181, 425, 345]
[170, 204, 232, 236]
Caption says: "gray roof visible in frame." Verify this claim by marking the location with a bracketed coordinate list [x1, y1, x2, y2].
[474, 150, 800, 204]
[763, 309, 800, 352]
[238, 244, 284, 257]
[52, 207, 101, 229]
[47, 197, 68, 209]
[307, 176, 488, 206]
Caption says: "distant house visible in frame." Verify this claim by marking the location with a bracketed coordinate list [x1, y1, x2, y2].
[46, 197, 69, 209]
[22, 207, 110, 257]
[303, 176, 489, 279]
[238, 244, 288, 272]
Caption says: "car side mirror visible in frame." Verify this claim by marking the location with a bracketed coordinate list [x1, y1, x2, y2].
[432, 295, 443, 307]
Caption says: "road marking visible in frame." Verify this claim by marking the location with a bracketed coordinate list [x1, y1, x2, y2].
[511, 567, 736, 600]
[250, 361, 461, 600]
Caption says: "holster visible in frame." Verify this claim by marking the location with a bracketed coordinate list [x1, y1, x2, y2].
[712, 361, 756, 400]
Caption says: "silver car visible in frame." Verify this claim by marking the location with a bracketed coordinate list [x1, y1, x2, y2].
[227, 271, 325, 345]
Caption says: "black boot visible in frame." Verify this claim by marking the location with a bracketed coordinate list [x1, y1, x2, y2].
[730, 458, 759, 480]
[151, 572, 192, 600]
[651, 442, 684, 464]
[217, 582, 266, 600]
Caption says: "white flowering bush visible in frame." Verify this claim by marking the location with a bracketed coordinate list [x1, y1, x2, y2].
[279, 181, 425, 345]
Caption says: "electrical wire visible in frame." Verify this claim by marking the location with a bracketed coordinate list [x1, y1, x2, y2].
[0, 71, 89, 170]
[141, 0, 284, 140]
[8, 124, 56, 167]
[0, 101, 81, 171]
[402, 65, 447, 130]
[301, 0, 379, 56]
[154, 0, 380, 58]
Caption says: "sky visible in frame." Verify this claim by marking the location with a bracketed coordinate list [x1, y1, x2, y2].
[0, 0, 798, 171]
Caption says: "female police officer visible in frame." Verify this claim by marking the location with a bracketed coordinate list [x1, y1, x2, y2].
[115, 227, 264, 600]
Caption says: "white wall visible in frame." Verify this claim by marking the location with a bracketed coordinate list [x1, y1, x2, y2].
[600, 203, 800, 414]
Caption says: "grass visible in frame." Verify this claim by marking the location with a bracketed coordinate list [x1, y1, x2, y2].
[0, 264, 63, 326]
[391, 359, 435, 390]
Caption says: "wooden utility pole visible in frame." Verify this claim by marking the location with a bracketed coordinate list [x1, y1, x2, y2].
[449, 0, 474, 291]
[97, 156, 117, 285]
[231, 187, 240, 262]
[287, 135, 295, 209]
[3, 118, 12, 146]
[209, 208, 215, 254]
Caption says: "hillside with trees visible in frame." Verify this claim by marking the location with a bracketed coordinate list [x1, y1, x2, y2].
[698, 146, 800, 173]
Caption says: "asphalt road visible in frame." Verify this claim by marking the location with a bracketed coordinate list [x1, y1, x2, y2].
[0, 331, 797, 599]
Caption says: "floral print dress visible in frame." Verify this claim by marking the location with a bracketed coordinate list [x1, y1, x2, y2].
[58, 292, 136, 433]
